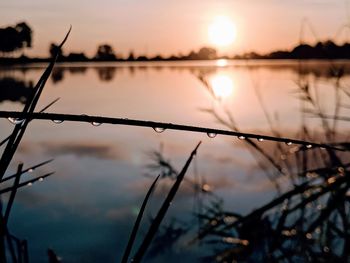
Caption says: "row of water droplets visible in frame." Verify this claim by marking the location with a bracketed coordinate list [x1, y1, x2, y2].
[7, 117, 314, 148]
[25, 167, 44, 186]
[7, 116, 102, 126]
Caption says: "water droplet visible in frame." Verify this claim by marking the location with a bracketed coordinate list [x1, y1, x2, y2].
[27, 182, 33, 186]
[306, 233, 312, 239]
[238, 136, 245, 140]
[290, 229, 297, 235]
[153, 127, 166, 133]
[207, 132, 217, 138]
[315, 227, 321, 234]
[257, 138, 264, 142]
[323, 246, 330, 253]
[7, 117, 24, 125]
[286, 141, 293, 146]
[210, 220, 218, 226]
[28, 168, 34, 173]
[39, 177, 44, 182]
[306, 144, 312, 149]
[91, 122, 102, 126]
[52, 119, 64, 124]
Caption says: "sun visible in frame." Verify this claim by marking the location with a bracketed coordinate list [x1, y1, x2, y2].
[208, 16, 237, 47]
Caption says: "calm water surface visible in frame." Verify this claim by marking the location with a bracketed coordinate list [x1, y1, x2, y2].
[1, 60, 349, 262]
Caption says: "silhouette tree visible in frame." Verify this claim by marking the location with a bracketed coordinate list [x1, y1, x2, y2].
[197, 47, 217, 60]
[127, 51, 135, 61]
[15, 22, 32, 49]
[66, 52, 88, 61]
[49, 43, 63, 59]
[0, 22, 32, 56]
[95, 44, 116, 61]
[186, 47, 217, 60]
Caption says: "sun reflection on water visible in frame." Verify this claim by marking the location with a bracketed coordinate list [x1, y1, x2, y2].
[216, 59, 228, 67]
[209, 74, 234, 99]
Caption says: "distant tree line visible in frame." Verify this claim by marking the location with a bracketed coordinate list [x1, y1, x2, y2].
[2, 21, 350, 64]
[48, 44, 218, 62]
[235, 41, 350, 59]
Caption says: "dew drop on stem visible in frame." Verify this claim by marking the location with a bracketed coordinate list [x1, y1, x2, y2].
[153, 127, 166, 133]
[207, 132, 217, 138]
[91, 122, 102, 126]
[7, 117, 24, 125]
[52, 119, 64, 124]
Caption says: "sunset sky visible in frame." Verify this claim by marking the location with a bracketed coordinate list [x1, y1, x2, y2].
[1, 0, 349, 57]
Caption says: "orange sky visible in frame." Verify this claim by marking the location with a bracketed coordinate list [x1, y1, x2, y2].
[1, 0, 349, 57]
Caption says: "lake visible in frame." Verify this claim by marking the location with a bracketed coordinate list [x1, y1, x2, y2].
[1, 60, 350, 262]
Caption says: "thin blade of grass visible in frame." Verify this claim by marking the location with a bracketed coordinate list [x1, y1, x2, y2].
[22, 240, 29, 263]
[1, 159, 54, 183]
[132, 141, 201, 263]
[4, 164, 23, 223]
[121, 174, 161, 263]
[5, 231, 17, 263]
[39, 97, 60, 113]
[0, 172, 55, 195]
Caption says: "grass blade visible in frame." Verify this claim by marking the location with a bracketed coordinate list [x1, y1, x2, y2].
[132, 141, 201, 263]
[1, 159, 54, 183]
[4, 164, 23, 223]
[121, 174, 160, 263]
[0, 172, 55, 195]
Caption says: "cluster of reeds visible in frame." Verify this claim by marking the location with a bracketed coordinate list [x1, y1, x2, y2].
[176, 62, 350, 262]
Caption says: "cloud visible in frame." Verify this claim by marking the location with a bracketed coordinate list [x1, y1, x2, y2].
[41, 141, 129, 160]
